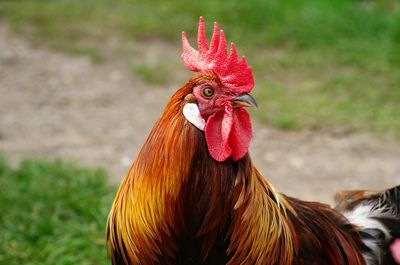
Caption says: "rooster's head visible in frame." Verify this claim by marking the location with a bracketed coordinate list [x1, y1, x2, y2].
[181, 17, 256, 162]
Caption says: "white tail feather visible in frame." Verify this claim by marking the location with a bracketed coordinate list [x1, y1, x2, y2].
[343, 202, 394, 265]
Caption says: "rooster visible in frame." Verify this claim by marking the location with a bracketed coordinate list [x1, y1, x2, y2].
[107, 17, 400, 265]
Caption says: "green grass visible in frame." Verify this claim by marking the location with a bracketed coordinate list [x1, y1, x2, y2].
[0, 156, 115, 265]
[252, 48, 400, 135]
[0, 0, 400, 135]
[133, 63, 170, 85]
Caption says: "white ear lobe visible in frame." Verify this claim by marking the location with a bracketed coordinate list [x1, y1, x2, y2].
[183, 103, 205, 131]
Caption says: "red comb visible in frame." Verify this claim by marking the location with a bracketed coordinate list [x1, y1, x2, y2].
[181, 17, 254, 94]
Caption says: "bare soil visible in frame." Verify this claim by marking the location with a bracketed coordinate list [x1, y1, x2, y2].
[1, 23, 399, 203]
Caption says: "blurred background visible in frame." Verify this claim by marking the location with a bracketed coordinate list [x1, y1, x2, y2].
[1, 0, 400, 264]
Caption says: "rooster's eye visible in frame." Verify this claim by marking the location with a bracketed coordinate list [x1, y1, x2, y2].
[203, 87, 214, 98]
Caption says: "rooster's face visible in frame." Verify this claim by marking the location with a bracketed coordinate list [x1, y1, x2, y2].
[183, 73, 256, 162]
[190, 74, 257, 119]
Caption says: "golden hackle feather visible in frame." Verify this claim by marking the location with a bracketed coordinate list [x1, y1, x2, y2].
[107, 83, 199, 264]
[228, 158, 296, 265]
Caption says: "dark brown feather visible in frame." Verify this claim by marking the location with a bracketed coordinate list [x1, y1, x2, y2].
[287, 197, 366, 265]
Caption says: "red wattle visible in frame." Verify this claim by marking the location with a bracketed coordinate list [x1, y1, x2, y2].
[229, 108, 252, 161]
[204, 105, 233, 162]
[204, 105, 251, 162]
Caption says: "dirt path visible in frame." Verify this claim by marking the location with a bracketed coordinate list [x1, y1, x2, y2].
[1, 23, 399, 203]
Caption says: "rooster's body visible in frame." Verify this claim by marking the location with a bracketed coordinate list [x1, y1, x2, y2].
[107, 18, 400, 265]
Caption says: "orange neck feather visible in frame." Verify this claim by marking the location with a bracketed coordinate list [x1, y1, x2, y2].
[107, 82, 199, 264]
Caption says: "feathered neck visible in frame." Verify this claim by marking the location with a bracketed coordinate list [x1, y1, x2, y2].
[107, 83, 199, 264]
[107, 82, 295, 264]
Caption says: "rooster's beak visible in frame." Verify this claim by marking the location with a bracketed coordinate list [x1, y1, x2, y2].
[233, 94, 257, 108]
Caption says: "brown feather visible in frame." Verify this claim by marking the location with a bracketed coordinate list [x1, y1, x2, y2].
[287, 197, 366, 265]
